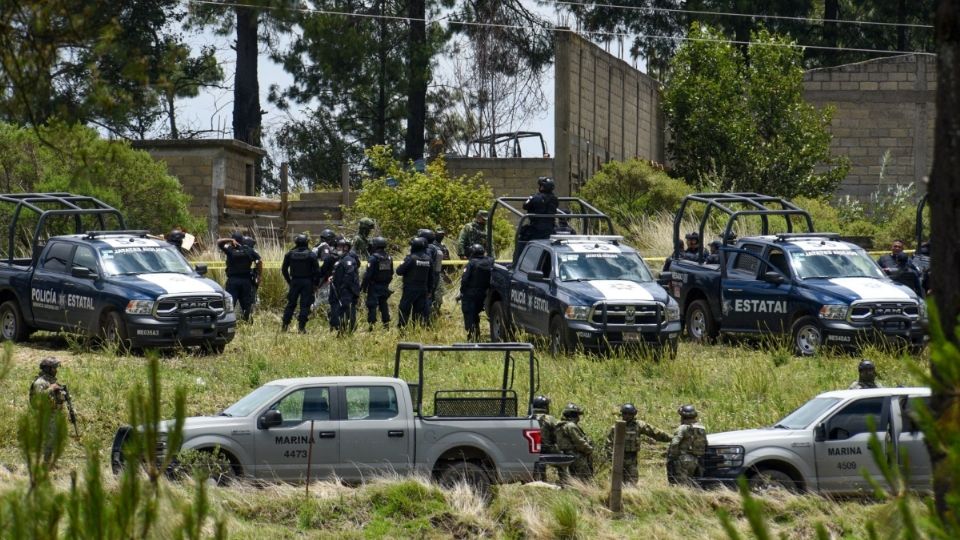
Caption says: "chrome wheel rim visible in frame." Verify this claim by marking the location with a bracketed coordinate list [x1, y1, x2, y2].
[689, 310, 705, 340]
[1, 311, 15, 340]
[796, 325, 820, 355]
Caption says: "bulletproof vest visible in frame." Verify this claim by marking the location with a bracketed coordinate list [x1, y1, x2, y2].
[287, 247, 316, 278]
[335, 253, 360, 284]
[536, 413, 558, 452]
[402, 253, 432, 289]
[226, 245, 253, 276]
[680, 423, 707, 456]
[623, 420, 640, 452]
[426, 244, 442, 273]
[556, 421, 583, 453]
[316, 242, 333, 258]
[370, 252, 394, 284]
[463, 257, 493, 291]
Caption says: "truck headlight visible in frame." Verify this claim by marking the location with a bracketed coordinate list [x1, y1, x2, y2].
[224, 294, 235, 313]
[665, 302, 681, 322]
[564, 305, 591, 320]
[125, 300, 155, 315]
[819, 304, 848, 320]
[710, 445, 744, 468]
[918, 302, 927, 321]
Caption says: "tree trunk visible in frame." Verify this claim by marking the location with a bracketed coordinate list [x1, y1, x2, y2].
[376, 0, 387, 146]
[405, 0, 427, 161]
[897, 0, 907, 52]
[928, 0, 960, 523]
[823, 0, 839, 49]
[234, 5, 262, 188]
[166, 89, 178, 139]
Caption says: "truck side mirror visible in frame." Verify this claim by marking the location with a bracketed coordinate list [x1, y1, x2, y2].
[71, 266, 97, 280]
[763, 271, 785, 284]
[814, 423, 826, 442]
[195, 264, 208, 276]
[258, 410, 282, 429]
[658, 271, 673, 285]
[527, 270, 545, 282]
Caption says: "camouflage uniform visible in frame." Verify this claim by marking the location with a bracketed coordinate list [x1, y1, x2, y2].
[605, 419, 671, 485]
[667, 422, 707, 485]
[848, 380, 882, 389]
[457, 220, 487, 259]
[556, 419, 593, 483]
[353, 218, 376, 259]
[535, 412, 559, 454]
[29, 359, 65, 461]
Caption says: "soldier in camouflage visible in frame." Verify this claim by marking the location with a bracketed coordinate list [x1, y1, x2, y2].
[532, 395, 559, 481]
[605, 403, 672, 485]
[353, 218, 376, 258]
[667, 405, 707, 486]
[457, 210, 488, 259]
[555, 402, 593, 484]
[30, 357, 66, 460]
[849, 359, 883, 389]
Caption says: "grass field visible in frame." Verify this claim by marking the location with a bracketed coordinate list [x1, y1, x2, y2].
[0, 301, 929, 538]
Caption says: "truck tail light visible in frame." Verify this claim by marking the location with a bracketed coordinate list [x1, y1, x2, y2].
[523, 429, 541, 454]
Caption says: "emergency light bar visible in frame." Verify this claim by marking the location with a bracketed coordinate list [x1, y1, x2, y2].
[550, 234, 623, 245]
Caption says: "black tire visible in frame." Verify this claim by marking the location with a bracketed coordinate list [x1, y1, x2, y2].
[749, 467, 799, 493]
[685, 300, 717, 343]
[194, 448, 240, 486]
[791, 316, 822, 357]
[0, 300, 30, 342]
[548, 315, 572, 357]
[438, 461, 491, 495]
[489, 301, 513, 342]
[100, 310, 131, 350]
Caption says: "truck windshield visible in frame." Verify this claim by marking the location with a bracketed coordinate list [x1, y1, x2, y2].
[220, 385, 286, 417]
[774, 397, 841, 429]
[558, 252, 653, 282]
[789, 250, 886, 280]
[99, 246, 193, 276]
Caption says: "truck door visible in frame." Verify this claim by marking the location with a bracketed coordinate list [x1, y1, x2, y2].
[813, 397, 888, 493]
[253, 385, 339, 481]
[511, 245, 544, 331]
[336, 384, 413, 481]
[525, 249, 555, 334]
[896, 396, 932, 491]
[720, 244, 764, 331]
[29, 241, 75, 329]
[64, 245, 101, 333]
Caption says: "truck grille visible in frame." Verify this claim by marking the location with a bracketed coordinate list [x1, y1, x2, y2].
[154, 295, 226, 319]
[848, 301, 919, 322]
[590, 303, 661, 326]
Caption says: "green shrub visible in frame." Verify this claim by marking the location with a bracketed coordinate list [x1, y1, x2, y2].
[840, 219, 878, 239]
[874, 204, 917, 248]
[0, 122, 202, 235]
[792, 196, 841, 233]
[577, 158, 693, 227]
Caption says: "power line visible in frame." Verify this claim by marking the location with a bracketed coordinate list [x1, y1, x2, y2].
[553, 0, 934, 30]
[187, 0, 935, 57]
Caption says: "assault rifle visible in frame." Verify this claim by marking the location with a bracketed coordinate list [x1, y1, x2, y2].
[60, 385, 80, 438]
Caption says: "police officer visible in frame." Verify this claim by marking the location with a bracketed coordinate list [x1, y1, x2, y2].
[459, 244, 493, 341]
[217, 231, 262, 321]
[418, 229, 443, 319]
[532, 395, 559, 481]
[556, 402, 593, 484]
[315, 229, 338, 259]
[281, 234, 321, 333]
[457, 210, 488, 259]
[605, 403, 672, 485]
[243, 236, 261, 310]
[166, 227, 186, 252]
[679, 232, 701, 261]
[516, 177, 559, 261]
[30, 357, 67, 460]
[849, 359, 883, 389]
[705, 240, 722, 264]
[878, 240, 923, 295]
[667, 405, 707, 486]
[329, 238, 361, 334]
[396, 237, 434, 328]
[353, 218, 376, 258]
[361, 236, 393, 329]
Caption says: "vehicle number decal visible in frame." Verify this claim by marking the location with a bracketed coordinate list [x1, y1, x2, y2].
[283, 450, 308, 459]
[836, 461, 858, 470]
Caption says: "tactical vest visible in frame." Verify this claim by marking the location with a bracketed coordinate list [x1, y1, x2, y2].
[556, 421, 584, 453]
[623, 421, 640, 453]
[401, 253, 432, 289]
[370, 252, 394, 284]
[680, 423, 707, 456]
[536, 413, 558, 452]
[426, 244, 442, 273]
[463, 257, 493, 291]
[287, 248, 316, 279]
[226, 246, 254, 277]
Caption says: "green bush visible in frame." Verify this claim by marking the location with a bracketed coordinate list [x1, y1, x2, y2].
[792, 196, 841, 233]
[0, 122, 202, 235]
[577, 158, 693, 227]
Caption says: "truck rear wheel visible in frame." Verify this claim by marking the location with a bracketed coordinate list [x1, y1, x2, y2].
[0, 300, 30, 342]
[749, 467, 799, 493]
[685, 300, 717, 343]
[100, 311, 131, 350]
[489, 301, 513, 342]
[791, 316, 822, 357]
[438, 461, 491, 496]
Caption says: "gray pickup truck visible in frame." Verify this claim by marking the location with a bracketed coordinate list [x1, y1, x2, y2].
[112, 343, 547, 490]
[701, 387, 931, 494]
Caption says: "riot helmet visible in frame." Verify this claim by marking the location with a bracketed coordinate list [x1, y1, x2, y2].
[469, 244, 486, 258]
[562, 402, 584, 419]
[417, 229, 436, 243]
[532, 395, 551, 412]
[620, 403, 638, 418]
[370, 236, 388, 251]
[39, 357, 61, 374]
[410, 237, 428, 252]
[294, 234, 309, 248]
[231, 231, 244, 243]
[537, 176, 556, 193]
[435, 229, 446, 241]
[319, 229, 337, 245]
[678, 405, 698, 420]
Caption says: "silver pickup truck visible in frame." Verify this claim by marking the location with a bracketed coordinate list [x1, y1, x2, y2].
[112, 343, 546, 490]
[701, 387, 931, 494]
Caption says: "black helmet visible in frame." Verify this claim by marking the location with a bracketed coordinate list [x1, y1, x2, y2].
[858, 359, 876, 372]
[435, 228, 446, 240]
[678, 405, 698, 419]
[336, 237, 351, 249]
[294, 234, 309, 248]
[620, 403, 638, 417]
[562, 402, 584, 418]
[684, 231, 700, 241]
[417, 228, 436, 243]
[537, 176, 555, 193]
[242, 236, 256, 248]
[469, 244, 485, 258]
[320, 229, 337, 245]
[231, 231, 244, 242]
[370, 236, 388, 250]
[532, 395, 550, 412]
[410, 237, 428, 252]
[39, 357, 61, 371]
[167, 230, 185, 243]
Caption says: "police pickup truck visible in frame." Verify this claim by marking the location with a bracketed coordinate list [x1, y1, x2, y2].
[701, 387, 931, 495]
[112, 343, 549, 491]
[666, 193, 926, 355]
[0, 193, 235, 352]
[485, 197, 681, 357]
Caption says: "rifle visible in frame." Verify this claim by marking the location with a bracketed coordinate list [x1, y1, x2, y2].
[60, 385, 80, 438]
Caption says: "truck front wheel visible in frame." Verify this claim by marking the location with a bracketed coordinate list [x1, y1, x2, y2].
[100, 311, 131, 350]
[549, 315, 573, 357]
[489, 301, 513, 342]
[791, 316, 822, 357]
[0, 300, 30, 342]
[685, 300, 717, 343]
[749, 467, 799, 493]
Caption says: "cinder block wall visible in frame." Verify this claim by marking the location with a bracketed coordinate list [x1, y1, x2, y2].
[803, 54, 936, 198]
[445, 157, 554, 198]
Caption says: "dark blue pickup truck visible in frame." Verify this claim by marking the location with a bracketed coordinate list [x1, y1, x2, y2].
[0, 193, 235, 352]
[665, 193, 926, 355]
[485, 197, 681, 357]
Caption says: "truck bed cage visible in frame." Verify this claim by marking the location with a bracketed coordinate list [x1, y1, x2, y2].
[672, 193, 814, 261]
[1, 193, 127, 264]
[487, 196, 616, 259]
[392, 342, 538, 419]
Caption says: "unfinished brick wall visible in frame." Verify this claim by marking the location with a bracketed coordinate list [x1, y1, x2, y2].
[445, 157, 553, 198]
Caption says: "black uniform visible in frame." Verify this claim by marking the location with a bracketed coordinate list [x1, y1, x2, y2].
[396, 252, 434, 327]
[522, 192, 559, 239]
[679, 247, 700, 261]
[329, 252, 361, 333]
[281, 246, 321, 331]
[425, 242, 443, 318]
[460, 256, 494, 341]
[361, 251, 394, 326]
[221, 243, 261, 321]
[878, 253, 923, 296]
